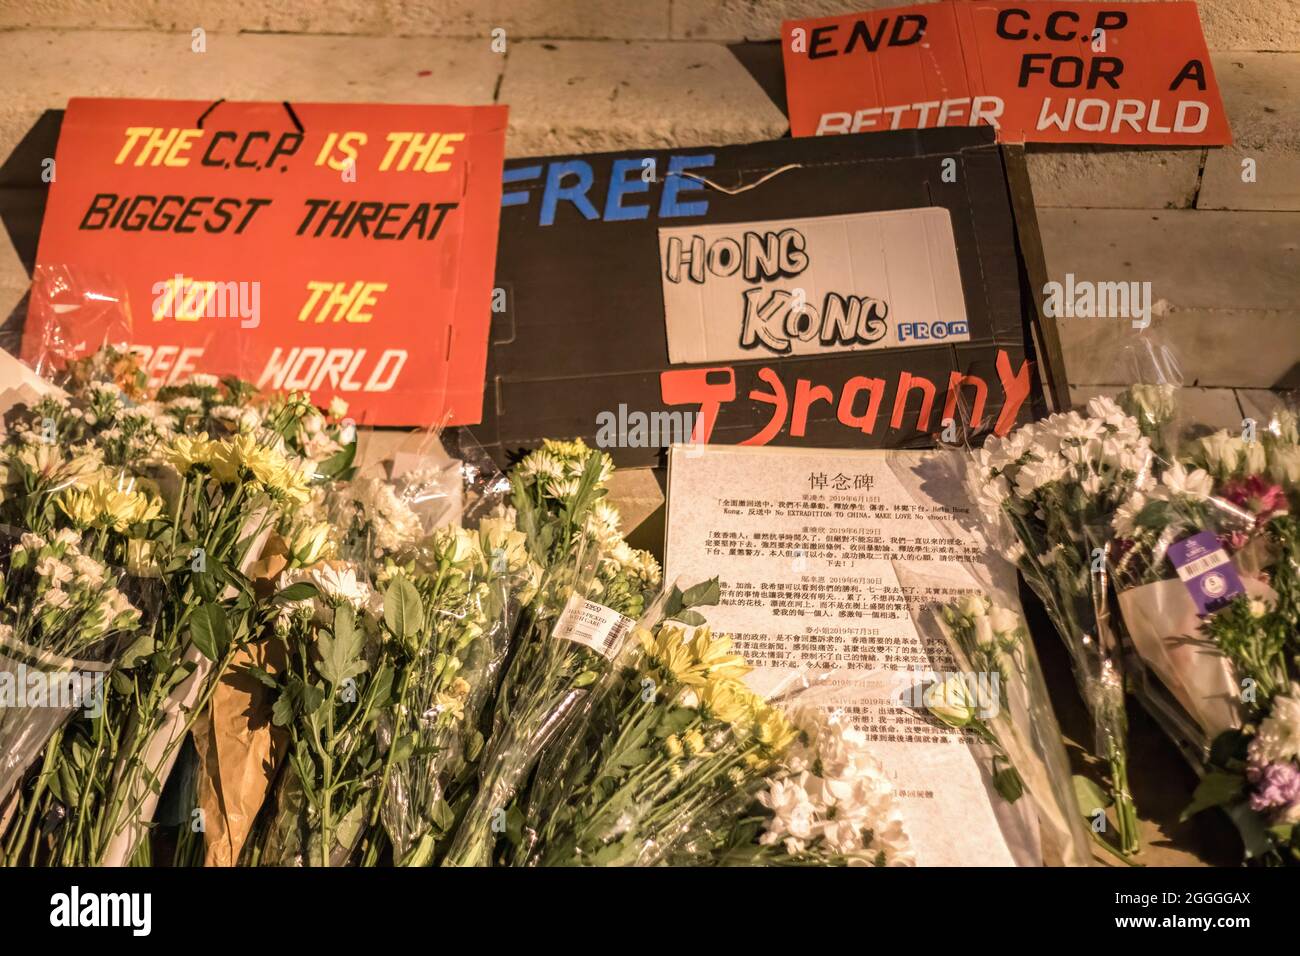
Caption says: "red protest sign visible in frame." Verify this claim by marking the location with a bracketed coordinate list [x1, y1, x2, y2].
[24, 97, 508, 425]
[782, 1, 1231, 145]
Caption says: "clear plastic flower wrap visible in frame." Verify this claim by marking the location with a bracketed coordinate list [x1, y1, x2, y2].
[1108, 447, 1260, 746]
[441, 440, 661, 866]
[377, 516, 536, 866]
[0, 526, 146, 802]
[0, 318, 354, 865]
[891, 564, 1092, 867]
[961, 395, 1152, 856]
[440, 528, 610, 866]
[247, 421, 533, 867]
[1107, 379, 1300, 862]
[512, 585, 916, 868]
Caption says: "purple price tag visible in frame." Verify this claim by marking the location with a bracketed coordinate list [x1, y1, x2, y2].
[1168, 531, 1245, 615]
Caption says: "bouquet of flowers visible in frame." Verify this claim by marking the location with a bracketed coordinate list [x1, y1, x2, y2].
[1182, 514, 1300, 863]
[923, 594, 1091, 866]
[516, 587, 913, 868]
[253, 560, 393, 867]
[442, 440, 660, 866]
[0, 529, 143, 801]
[0, 350, 337, 866]
[1109, 457, 1257, 742]
[378, 518, 538, 866]
[1100, 386, 1300, 862]
[965, 396, 1153, 856]
[702, 706, 915, 867]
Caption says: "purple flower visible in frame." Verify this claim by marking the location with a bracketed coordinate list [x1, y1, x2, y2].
[1246, 760, 1300, 813]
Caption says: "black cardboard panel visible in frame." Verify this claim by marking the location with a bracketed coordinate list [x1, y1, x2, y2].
[479, 127, 1046, 467]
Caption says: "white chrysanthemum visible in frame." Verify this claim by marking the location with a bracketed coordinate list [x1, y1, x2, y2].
[278, 562, 377, 621]
[759, 709, 914, 866]
[1086, 394, 1137, 435]
[1270, 446, 1300, 486]
[1157, 461, 1214, 500]
[166, 396, 203, 414]
[1112, 491, 1146, 538]
[346, 477, 423, 555]
[591, 500, 622, 532]
[1013, 454, 1067, 497]
[544, 476, 581, 500]
[517, 449, 563, 481]
[1248, 683, 1300, 765]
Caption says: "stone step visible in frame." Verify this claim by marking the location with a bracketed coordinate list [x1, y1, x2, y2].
[1039, 208, 1300, 389]
[4, 0, 1293, 51]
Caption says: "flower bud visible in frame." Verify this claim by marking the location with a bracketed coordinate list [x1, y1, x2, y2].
[926, 675, 977, 728]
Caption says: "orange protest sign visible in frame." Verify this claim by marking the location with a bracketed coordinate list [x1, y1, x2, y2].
[782, 1, 1231, 145]
[24, 98, 508, 425]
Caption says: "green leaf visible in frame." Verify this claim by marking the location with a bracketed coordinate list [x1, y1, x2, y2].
[663, 585, 684, 618]
[119, 632, 156, 668]
[110, 670, 134, 696]
[993, 767, 1024, 803]
[612, 747, 653, 770]
[244, 665, 279, 689]
[316, 611, 368, 686]
[655, 707, 696, 737]
[1072, 774, 1111, 816]
[465, 729, 484, 762]
[384, 576, 424, 640]
[1181, 771, 1244, 822]
[389, 734, 416, 765]
[432, 797, 456, 831]
[271, 693, 295, 727]
[189, 603, 231, 662]
[274, 582, 320, 604]
[366, 664, 395, 713]
[681, 578, 721, 608]
[316, 439, 357, 481]
[670, 609, 707, 627]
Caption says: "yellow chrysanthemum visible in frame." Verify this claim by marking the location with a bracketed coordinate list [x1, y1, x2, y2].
[697, 679, 755, 727]
[753, 705, 798, 755]
[687, 629, 751, 683]
[681, 728, 708, 757]
[60, 478, 163, 532]
[638, 625, 701, 685]
[165, 433, 213, 474]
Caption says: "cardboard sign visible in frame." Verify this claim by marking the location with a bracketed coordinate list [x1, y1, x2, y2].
[23, 97, 508, 425]
[477, 127, 1046, 468]
[782, 1, 1230, 146]
[659, 208, 970, 364]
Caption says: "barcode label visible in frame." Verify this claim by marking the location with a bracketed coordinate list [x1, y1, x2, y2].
[1174, 549, 1228, 582]
[552, 594, 636, 660]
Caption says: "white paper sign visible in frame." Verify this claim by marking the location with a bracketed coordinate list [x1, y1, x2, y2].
[664, 443, 1039, 866]
[658, 208, 969, 364]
